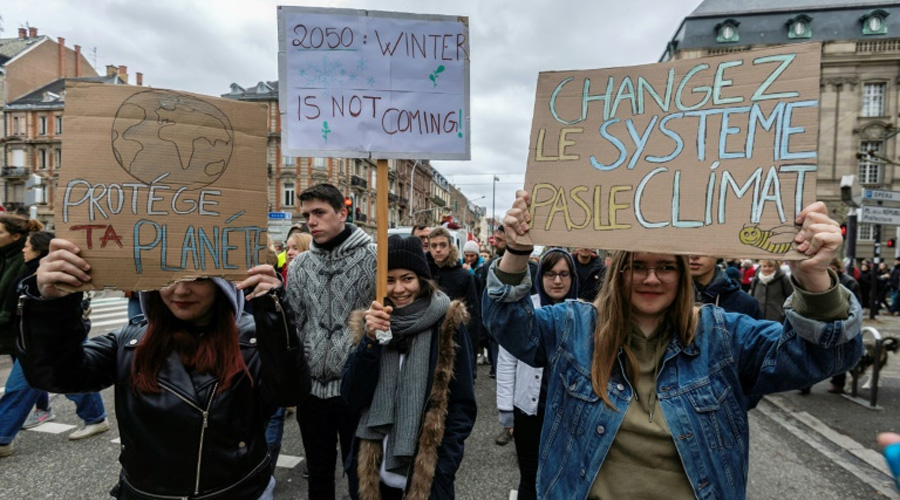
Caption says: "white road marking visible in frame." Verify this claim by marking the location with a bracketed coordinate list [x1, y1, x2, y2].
[26, 422, 76, 434]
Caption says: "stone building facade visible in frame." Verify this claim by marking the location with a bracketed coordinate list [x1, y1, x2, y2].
[663, 0, 900, 259]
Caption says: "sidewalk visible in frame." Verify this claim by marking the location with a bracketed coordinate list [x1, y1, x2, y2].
[761, 312, 900, 483]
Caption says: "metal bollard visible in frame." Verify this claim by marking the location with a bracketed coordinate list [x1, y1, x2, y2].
[845, 326, 885, 410]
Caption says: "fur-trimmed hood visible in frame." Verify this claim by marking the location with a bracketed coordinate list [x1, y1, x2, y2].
[349, 298, 469, 500]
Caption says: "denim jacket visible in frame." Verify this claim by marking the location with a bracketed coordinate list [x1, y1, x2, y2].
[483, 265, 862, 500]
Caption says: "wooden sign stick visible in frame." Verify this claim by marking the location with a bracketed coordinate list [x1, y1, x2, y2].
[376, 159, 389, 303]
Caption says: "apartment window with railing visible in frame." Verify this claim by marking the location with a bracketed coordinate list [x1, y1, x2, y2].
[863, 83, 886, 117]
[859, 141, 884, 184]
[283, 182, 295, 207]
[55, 116, 63, 135]
[39, 116, 48, 135]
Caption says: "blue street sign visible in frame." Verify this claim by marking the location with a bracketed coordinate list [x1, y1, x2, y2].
[268, 212, 291, 220]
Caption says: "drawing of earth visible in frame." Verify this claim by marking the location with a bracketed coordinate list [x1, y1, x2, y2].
[111, 90, 233, 190]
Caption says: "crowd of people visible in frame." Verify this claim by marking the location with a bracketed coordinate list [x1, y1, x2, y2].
[0, 182, 870, 500]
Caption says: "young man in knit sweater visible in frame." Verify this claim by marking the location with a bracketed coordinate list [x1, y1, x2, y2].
[285, 183, 376, 500]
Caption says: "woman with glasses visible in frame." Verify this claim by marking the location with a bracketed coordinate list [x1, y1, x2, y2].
[495, 248, 578, 500]
[483, 190, 862, 500]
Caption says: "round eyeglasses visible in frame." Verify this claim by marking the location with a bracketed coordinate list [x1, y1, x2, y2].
[620, 263, 680, 283]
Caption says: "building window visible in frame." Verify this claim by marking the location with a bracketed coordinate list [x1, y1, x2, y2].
[859, 141, 883, 185]
[283, 156, 295, 166]
[12, 117, 19, 136]
[39, 149, 48, 170]
[787, 14, 812, 39]
[716, 19, 740, 43]
[314, 157, 326, 169]
[861, 10, 889, 36]
[859, 223, 873, 241]
[39, 116, 47, 135]
[55, 149, 62, 169]
[55, 116, 63, 135]
[283, 182, 295, 207]
[863, 83, 886, 117]
[11, 149, 24, 167]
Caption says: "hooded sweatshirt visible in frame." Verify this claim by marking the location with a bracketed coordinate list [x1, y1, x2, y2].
[496, 248, 578, 419]
[286, 223, 377, 399]
[695, 267, 762, 319]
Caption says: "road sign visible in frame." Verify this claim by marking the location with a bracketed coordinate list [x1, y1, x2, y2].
[268, 212, 292, 220]
[863, 189, 900, 203]
[860, 205, 900, 225]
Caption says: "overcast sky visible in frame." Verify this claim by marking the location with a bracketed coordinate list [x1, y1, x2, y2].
[3, 0, 702, 220]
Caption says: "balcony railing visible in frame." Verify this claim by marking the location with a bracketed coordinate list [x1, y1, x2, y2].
[1, 166, 29, 178]
[388, 193, 398, 203]
[399, 197, 409, 206]
[356, 212, 368, 223]
[351, 175, 368, 188]
[432, 195, 447, 207]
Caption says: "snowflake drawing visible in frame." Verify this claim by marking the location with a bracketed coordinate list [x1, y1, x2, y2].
[302, 56, 347, 87]
[356, 57, 369, 74]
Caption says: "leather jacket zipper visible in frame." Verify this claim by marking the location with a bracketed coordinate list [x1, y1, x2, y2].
[17, 296, 26, 351]
[158, 380, 218, 496]
[272, 294, 291, 347]
[121, 437, 268, 500]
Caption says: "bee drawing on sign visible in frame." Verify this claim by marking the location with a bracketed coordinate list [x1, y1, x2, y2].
[738, 224, 796, 254]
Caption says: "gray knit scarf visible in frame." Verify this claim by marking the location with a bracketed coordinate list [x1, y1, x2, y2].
[356, 291, 451, 474]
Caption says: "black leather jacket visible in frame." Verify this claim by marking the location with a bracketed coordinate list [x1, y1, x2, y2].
[17, 282, 310, 500]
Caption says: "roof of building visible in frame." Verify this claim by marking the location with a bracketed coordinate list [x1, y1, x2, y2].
[664, 0, 900, 59]
[5, 75, 125, 108]
[222, 81, 278, 100]
[690, 0, 899, 18]
[0, 35, 49, 66]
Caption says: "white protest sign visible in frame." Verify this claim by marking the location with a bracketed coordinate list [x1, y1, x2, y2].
[277, 6, 470, 160]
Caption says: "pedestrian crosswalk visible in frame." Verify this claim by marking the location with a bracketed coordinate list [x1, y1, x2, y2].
[88, 295, 129, 335]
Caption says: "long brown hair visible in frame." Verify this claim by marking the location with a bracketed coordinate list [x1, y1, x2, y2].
[131, 286, 251, 394]
[590, 251, 697, 409]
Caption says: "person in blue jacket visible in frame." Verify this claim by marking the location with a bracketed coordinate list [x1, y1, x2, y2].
[342, 235, 476, 500]
[483, 190, 863, 500]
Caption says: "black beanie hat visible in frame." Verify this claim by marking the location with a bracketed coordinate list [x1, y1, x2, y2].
[388, 235, 431, 279]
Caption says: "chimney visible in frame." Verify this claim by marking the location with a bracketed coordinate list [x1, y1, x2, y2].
[28, 27, 37, 38]
[18, 28, 26, 39]
[136, 72, 143, 86]
[74, 45, 82, 77]
[118, 65, 128, 84]
[106, 65, 117, 78]
[58, 37, 66, 78]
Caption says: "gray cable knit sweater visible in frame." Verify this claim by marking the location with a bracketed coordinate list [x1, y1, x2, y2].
[286, 224, 376, 399]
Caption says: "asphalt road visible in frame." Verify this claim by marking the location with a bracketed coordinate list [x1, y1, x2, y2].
[0, 359, 896, 499]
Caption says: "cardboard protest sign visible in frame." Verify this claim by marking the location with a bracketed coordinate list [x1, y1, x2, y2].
[524, 43, 821, 259]
[277, 6, 470, 160]
[57, 82, 268, 290]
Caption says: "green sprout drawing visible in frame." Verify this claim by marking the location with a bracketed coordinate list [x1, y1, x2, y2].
[428, 65, 445, 88]
[322, 121, 331, 142]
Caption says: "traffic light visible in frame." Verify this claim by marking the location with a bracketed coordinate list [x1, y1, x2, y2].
[888, 238, 897, 249]
[840, 223, 848, 238]
[345, 197, 354, 223]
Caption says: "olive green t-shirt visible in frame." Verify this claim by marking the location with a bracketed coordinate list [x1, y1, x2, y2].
[588, 326, 695, 500]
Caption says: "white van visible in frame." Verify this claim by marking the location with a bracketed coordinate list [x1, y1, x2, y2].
[388, 226, 467, 256]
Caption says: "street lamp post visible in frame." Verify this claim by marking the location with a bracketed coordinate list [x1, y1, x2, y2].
[491, 175, 498, 234]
